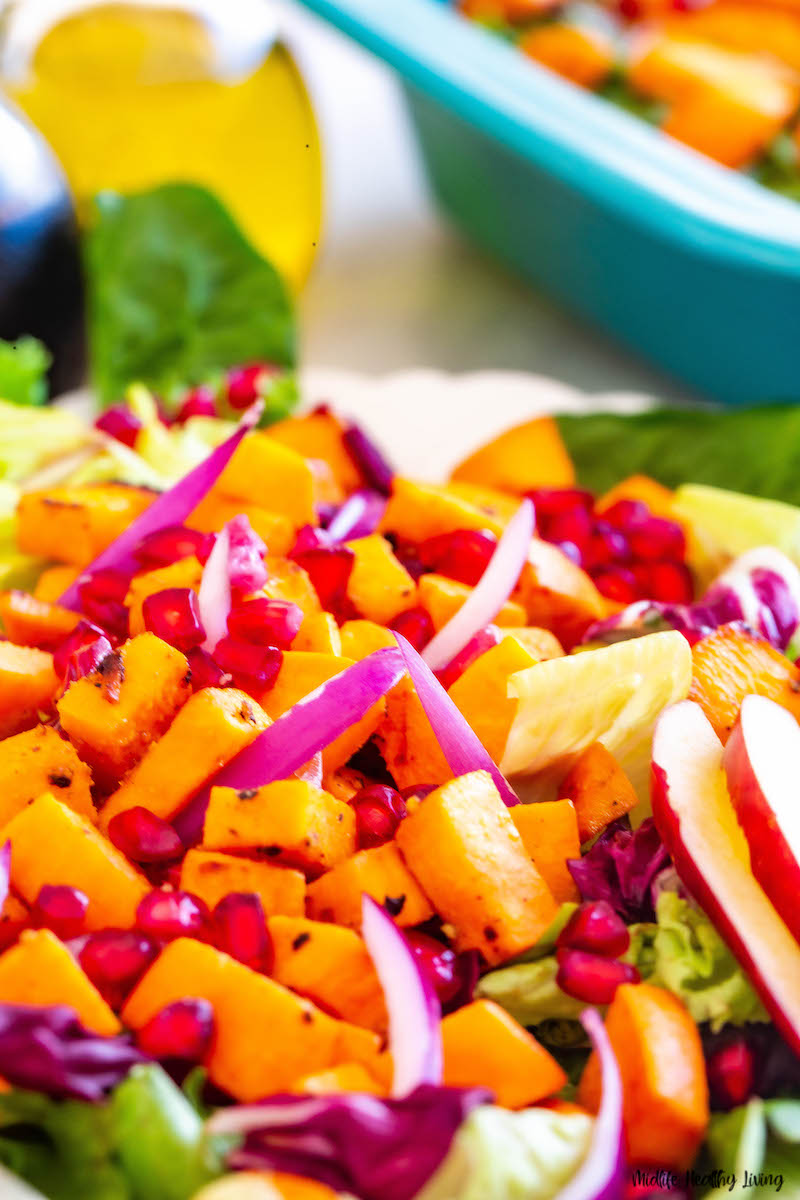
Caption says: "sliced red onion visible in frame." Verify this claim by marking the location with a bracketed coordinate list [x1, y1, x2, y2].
[327, 490, 387, 543]
[197, 526, 231, 654]
[227, 514, 268, 592]
[0, 841, 10, 914]
[295, 751, 323, 789]
[361, 895, 442, 1097]
[58, 401, 262, 611]
[422, 499, 534, 672]
[395, 634, 519, 807]
[343, 423, 394, 496]
[556, 1009, 625, 1200]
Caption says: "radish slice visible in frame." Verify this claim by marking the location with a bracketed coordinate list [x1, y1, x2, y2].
[197, 526, 231, 653]
[396, 633, 519, 807]
[422, 499, 534, 671]
[58, 400, 262, 611]
[556, 1009, 625, 1200]
[361, 895, 442, 1097]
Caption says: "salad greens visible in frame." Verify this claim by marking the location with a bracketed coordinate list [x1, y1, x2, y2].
[0, 339, 50, 408]
[702, 1097, 800, 1198]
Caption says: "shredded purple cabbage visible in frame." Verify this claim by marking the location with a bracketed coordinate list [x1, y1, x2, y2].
[226, 515, 267, 592]
[0, 1004, 144, 1101]
[568, 818, 670, 923]
[218, 1085, 489, 1200]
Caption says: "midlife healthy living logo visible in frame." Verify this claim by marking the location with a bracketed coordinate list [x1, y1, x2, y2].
[631, 1167, 786, 1193]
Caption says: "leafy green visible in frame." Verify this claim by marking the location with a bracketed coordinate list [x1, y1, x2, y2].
[416, 1104, 593, 1200]
[477, 955, 586, 1028]
[0, 339, 50, 408]
[557, 407, 800, 504]
[85, 184, 296, 407]
[701, 1097, 800, 1199]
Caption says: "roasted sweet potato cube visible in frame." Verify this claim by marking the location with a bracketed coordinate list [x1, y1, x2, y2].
[293, 1063, 386, 1097]
[450, 416, 575, 495]
[0, 642, 58, 738]
[344, 535, 417, 625]
[263, 558, 322, 618]
[267, 410, 363, 493]
[306, 842, 433, 930]
[417, 574, 525, 631]
[33, 565, 80, 604]
[203, 780, 355, 875]
[16, 484, 154, 566]
[0, 590, 79, 650]
[339, 620, 396, 661]
[510, 799, 581, 904]
[58, 633, 191, 788]
[215, 435, 316, 530]
[0, 929, 120, 1035]
[448, 636, 539, 763]
[188, 494, 295, 558]
[181, 850, 306, 916]
[557, 742, 638, 842]
[379, 675, 453, 793]
[520, 540, 608, 650]
[0, 725, 94, 826]
[292, 612, 343, 655]
[379, 478, 506, 542]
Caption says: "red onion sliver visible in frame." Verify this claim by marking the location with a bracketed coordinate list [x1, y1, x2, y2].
[197, 527, 231, 653]
[361, 895, 442, 1097]
[556, 1009, 626, 1200]
[0, 842, 10, 914]
[343, 423, 394, 495]
[422, 499, 534, 671]
[58, 401, 262, 611]
[395, 633, 519, 807]
[327, 490, 387, 543]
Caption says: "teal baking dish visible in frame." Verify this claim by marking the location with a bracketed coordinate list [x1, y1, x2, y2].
[297, 0, 800, 404]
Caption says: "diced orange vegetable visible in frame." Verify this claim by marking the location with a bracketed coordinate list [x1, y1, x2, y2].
[269, 915, 387, 1033]
[500, 626, 564, 661]
[122, 938, 379, 1101]
[0, 929, 119, 1034]
[339, 619, 396, 660]
[448, 636, 539, 763]
[444, 481, 522, 524]
[379, 676, 453, 792]
[293, 1062, 386, 1096]
[33, 565, 80, 604]
[321, 767, 371, 803]
[267, 1177, 340, 1200]
[578, 983, 709, 1168]
[203, 780, 355, 875]
[100, 688, 269, 828]
[521, 22, 613, 87]
[396, 772, 558, 964]
[417, 574, 526, 631]
[194, 1176, 339, 1200]
[450, 416, 575, 494]
[557, 742, 639, 842]
[181, 849, 306, 916]
[263, 557, 322, 618]
[520, 540, 608, 649]
[0, 642, 58, 738]
[58, 633, 191, 788]
[0, 590, 79, 649]
[307, 842, 434, 929]
[344, 535, 417, 625]
[596, 474, 677, 522]
[664, 82, 797, 167]
[267, 410, 363, 494]
[688, 624, 800, 743]
[215, 435, 316, 530]
[1, 792, 149, 929]
[292, 612, 342, 655]
[380, 478, 506, 542]
[662, 2, 800, 73]
[189, 494, 295, 558]
[16, 484, 154, 566]
[125, 556, 203, 636]
[0, 724, 94, 826]
[510, 800, 581, 904]
[0, 894, 29, 951]
[442, 999, 567, 1107]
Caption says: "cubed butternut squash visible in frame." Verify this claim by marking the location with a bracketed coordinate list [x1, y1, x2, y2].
[188, 494, 295, 558]
[267, 410, 363, 494]
[557, 742, 639, 842]
[521, 22, 613, 86]
[263, 558, 322, 618]
[0, 725, 94, 826]
[510, 800, 581, 904]
[500, 627, 564, 661]
[0, 929, 120, 1035]
[269, 915, 387, 1033]
[417, 574, 526, 632]
[344, 535, 417, 625]
[448, 636, 539, 763]
[1, 792, 149, 929]
[443, 481, 522, 524]
[16, 484, 154, 567]
[181, 849, 306, 916]
[292, 612, 342, 655]
[306, 842, 433, 930]
[125, 557, 203, 636]
[596, 475, 677, 522]
[215, 435, 316, 530]
[442, 999, 566, 1108]
[100, 688, 269, 829]
[380, 478, 506, 542]
[339, 620, 396, 661]
[0, 642, 58, 738]
[520, 540, 608, 650]
[379, 676, 453, 792]
[58, 633, 191, 788]
[0, 590, 79, 650]
[33, 565, 80, 604]
[293, 1062, 385, 1096]
[450, 416, 575, 495]
[396, 772, 558, 964]
[203, 780, 355, 875]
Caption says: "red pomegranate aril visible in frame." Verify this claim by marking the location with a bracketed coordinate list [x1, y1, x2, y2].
[292, 547, 355, 617]
[591, 565, 640, 604]
[53, 620, 112, 682]
[134, 525, 213, 569]
[556, 948, 640, 1004]
[556, 900, 630, 958]
[212, 637, 282, 692]
[389, 606, 434, 652]
[646, 561, 694, 605]
[79, 929, 158, 994]
[95, 404, 143, 448]
[108, 807, 184, 864]
[418, 530, 497, 587]
[142, 588, 206, 652]
[540, 508, 593, 554]
[33, 884, 89, 940]
[601, 499, 650, 531]
[78, 568, 130, 639]
[290, 524, 331, 555]
[627, 516, 686, 562]
[227, 597, 303, 648]
[351, 784, 407, 849]
[186, 646, 229, 690]
[136, 997, 215, 1062]
[527, 488, 594, 519]
[706, 1038, 756, 1110]
[227, 362, 275, 410]
[213, 892, 273, 972]
[136, 890, 210, 941]
[436, 624, 502, 690]
[175, 385, 217, 423]
[584, 521, 630, 570]
[405, 931, 463, 1007]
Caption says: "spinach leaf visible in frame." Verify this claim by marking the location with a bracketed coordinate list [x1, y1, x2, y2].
[86, 184, 296, 407]
[557, 406, 800, 504]
[0, 338, 50, 407]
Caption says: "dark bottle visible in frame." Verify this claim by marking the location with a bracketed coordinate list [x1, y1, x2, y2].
[0, 95, 85, 395]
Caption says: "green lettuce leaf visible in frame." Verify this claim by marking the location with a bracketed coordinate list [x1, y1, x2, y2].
[702, 1097, 800, 1199]
[476, 955, 586, 1029]
[416, 1104, 593, 1200]
[0, 339, 50, 408]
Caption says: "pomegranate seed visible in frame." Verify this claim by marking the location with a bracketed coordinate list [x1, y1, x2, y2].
[389, 606, 434, 652]
[556, 948, 639, 1004]
[134, 525, 212, 569]
[212, 637, 282, 692]
[136, 890, 210, 941]
[53, 620, 113, 684]
[707, 1038, 756, 1110]
[436, 624, 502, 690]
[175, 386, 217, 423]
[95, 405, 142, 448]
[527, 489, 595, 519]
[351, 785, 407, 849]
[227, 362, 275, 410]
[79, 929, 158, 1000]
[617, 0, 642, 18]
[136, 997, 215, 1062]
[227, 597, 303, 648]
[142, 588, 205, 652]
[186, 646, 229, 690]
[557, 901, 630, 958]
[78, 568, 130, 639]
[627, 516, 686, 562]
[213, 893, 273, 972]
[292, 547, 355, 618]
[398, 784, 438, 802]
[584, 521, 630, 570]
[290, 524, 331, 555]
[405, 931, 463, 1006]
[645, 561, 694, 605]
[33, 884, 89, 940]
[601, 499, 649, 532]
[108, 807, 183, 864]
[591, 565, 640, 604]
[418, 530, 497, 587]
[541, 508, 593, 554]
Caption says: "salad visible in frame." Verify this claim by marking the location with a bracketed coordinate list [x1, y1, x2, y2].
[0, 365, 797, 1200]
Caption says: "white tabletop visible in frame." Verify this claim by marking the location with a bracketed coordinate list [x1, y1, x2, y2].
[279, 0, 698, 404]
